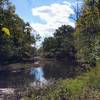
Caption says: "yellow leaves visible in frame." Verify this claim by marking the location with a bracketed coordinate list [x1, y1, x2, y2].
[1, 27, 10, 37]
[76, 22, 81, 28]
[83, 10, 90, 17]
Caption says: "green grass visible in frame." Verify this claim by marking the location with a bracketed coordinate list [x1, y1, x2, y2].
[22, 62, 100, 100]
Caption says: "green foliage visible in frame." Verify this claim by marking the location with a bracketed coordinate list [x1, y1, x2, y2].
[21, 63, 100, 100]
[42, 25, 76, 64]
[0, 0, 36, 63]
[88, 63, 100, 89]
[75, 0, 100, 66]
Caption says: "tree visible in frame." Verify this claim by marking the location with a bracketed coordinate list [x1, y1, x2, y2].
[42, 37, 57, 58]
[42, 25, 76, 64]
[0, 0, 36, 63]
[75, 0, 100, 66]
[70, 0, 83, 21]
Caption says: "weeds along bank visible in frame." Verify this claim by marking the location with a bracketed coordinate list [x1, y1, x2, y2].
[22, 62, 100, 100]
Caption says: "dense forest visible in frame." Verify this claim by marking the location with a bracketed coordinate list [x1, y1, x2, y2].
[0, 0, 100, 99]
[0, 0, 36, 64]
[0, 0, 99, 66]
[41, 0, 100, 67]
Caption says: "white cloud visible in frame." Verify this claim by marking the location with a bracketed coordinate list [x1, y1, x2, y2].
[31, 1, 75, 41]
[62, 1, 71, 6]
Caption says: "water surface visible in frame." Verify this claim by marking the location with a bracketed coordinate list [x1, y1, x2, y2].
[0, 59, 76, 88]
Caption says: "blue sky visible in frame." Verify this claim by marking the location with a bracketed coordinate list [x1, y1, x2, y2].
[10, 0, 83, 47]
[11, 0, 77, 23]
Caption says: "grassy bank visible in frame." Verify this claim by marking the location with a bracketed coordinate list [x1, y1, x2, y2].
[22, 62, 100, 100]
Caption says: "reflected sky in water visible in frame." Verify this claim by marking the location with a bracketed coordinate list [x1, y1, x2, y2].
[30, 67, 47, 84]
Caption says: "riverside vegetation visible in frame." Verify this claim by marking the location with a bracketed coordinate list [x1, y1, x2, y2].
[22, 62, 100, 100]
[0, 0, 100, 100]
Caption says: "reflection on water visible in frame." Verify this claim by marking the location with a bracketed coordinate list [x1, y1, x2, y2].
[43, 60, 75, 79]
[30, 67, 47, 87]
[0, 70, 31, 88]
[0, 59, 76, 88]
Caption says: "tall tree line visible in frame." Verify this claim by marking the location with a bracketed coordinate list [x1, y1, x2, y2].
[0, 0, 36, 63]
[42, 25, 76, 65]
[75, 0, 100, 66]
[42, 0, 100, 67]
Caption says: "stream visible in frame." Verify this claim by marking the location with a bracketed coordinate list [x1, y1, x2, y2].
[0, 58, 76, 99]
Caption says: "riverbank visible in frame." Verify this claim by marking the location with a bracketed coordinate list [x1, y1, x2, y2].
[0, 60, 99, 100]
[21, 62, 100, 100]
